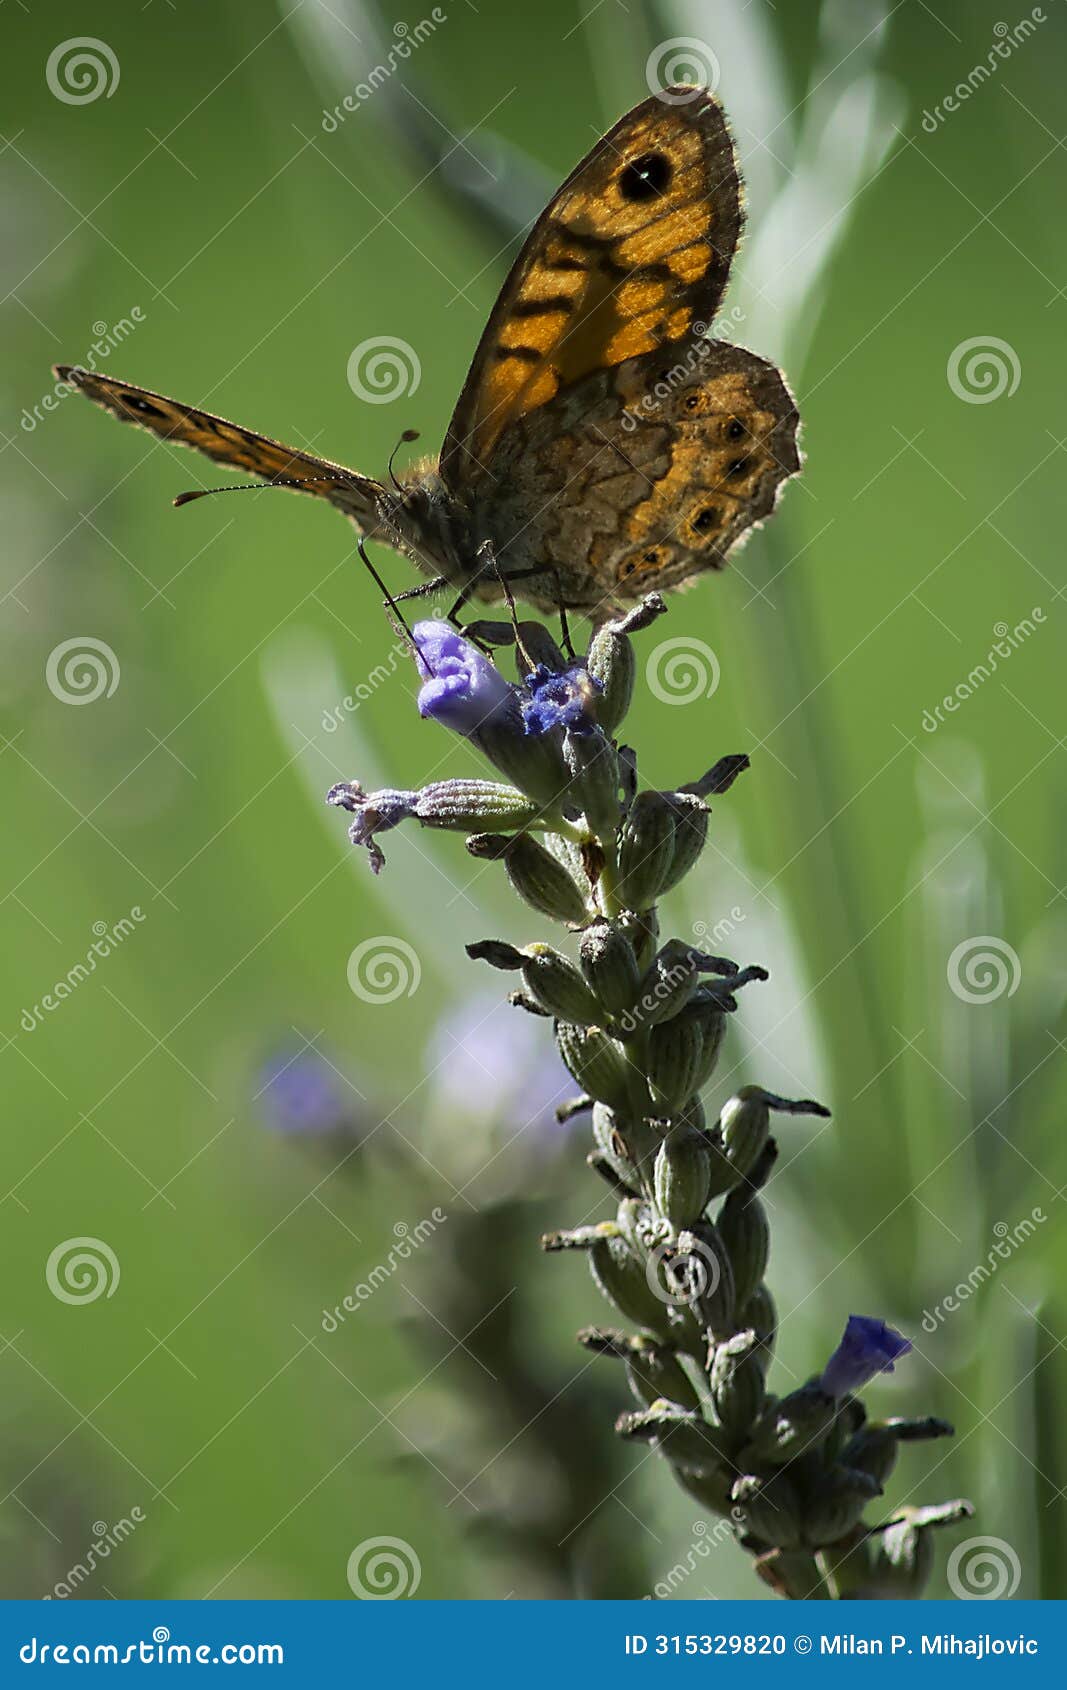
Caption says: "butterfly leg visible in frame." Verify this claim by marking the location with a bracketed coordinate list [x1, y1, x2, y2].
[388, 576, 450, 605]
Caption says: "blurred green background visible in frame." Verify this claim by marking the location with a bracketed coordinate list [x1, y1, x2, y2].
[2, 0, 1065, 1601]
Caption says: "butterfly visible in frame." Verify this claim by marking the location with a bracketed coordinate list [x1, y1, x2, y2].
[56, 89, 799, 625]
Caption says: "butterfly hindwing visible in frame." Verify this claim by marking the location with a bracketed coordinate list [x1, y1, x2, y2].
[440, 89, 742, 489]
[53, 366, 385, 526]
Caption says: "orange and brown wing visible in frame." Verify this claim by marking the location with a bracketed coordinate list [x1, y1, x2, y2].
[440, 89, 742, 489]
[55, 366, 385, 526]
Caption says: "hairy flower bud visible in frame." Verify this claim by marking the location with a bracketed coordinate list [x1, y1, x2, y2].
[716, 1185, 770, 1311]
[653, 1127, 711, 1228]
[803, 1467, 883, 1548]
[732, 1472, 804, 1550]
[710, 1328, 766, 1439]
[616, 791, 676, 911]
[502, 833, 589, 925]
[520, 944, 603, 1024]
[658, 793, 710, 894]
[646, 999, 728, 1113]
[579, 920, 642, 1017]
[585, 621, 636, 735]
[555, 1021, 638, 1114]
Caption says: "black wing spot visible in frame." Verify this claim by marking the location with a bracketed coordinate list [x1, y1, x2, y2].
[691, 506, 720, 535]
[619, 152, 673, 202]
[726, 417, 746, 442]
[125, 396, 165, 419]
[726, 458, 751, 478]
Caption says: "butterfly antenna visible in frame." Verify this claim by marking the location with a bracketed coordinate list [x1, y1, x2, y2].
[173, 477, 338, 508]
[387, 429, 420, 493]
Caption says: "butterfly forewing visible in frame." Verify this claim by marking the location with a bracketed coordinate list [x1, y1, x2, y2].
[53, 366, 385, 526]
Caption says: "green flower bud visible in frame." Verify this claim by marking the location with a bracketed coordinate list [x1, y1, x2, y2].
[503, 833, 589, 925]
[750, 1383, 837, 1464]
[615, 1400, 732, 1476]
[741, 1284, 778, 1367]
[416, 778, 544, 835]
[555, 1021, 639, 1114]
[579, 920, 642, 1017]
[684, 1220, 737, 1341]
[802, 1467, 883, 1548]
[717, 1088, 771, 1182]
[589, 1232, 676, 1340]
[863, 1502, 974, 1598]
[717, 1087, 830, 1184]
[710, 1329, 766, 1439]
[731, 1472, 804, 1550]
[626, 940, 701, 1033]
[576, 1327, 702, 1411]
[716, 1185, 770, 1311]
[658, 793, 710, 894]
[616, 791, 676, 912]
[653, 1127, 711, 1228]
[592, 1103, 645, 1191]
[843, 1416, 955, 1488]
[646, 1000, 727, 1113]
[520, 944, 602, 1024]
[673, 1465, 738, 1518]
[586, 621, 636, 735]
[564, 731, 622, 842]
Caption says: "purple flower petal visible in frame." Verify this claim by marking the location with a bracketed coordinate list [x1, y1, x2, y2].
[820, 1314, 912, 1399]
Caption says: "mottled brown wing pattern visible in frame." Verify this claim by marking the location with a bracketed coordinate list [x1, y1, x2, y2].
[480, 337, 800, 615]
[441, 89, 742, 489]
[53, 366, 385, 526]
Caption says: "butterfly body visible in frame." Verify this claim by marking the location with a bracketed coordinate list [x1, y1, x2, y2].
[57, 88, 799, 624]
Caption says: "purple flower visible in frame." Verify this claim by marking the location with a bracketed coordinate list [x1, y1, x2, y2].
[326, 782, 417, 875]
[414, 621, 516, 738]
[258, 1047, 356, 1137]
[522, 663, 602, 737]
[820, 1315, 912, 1399]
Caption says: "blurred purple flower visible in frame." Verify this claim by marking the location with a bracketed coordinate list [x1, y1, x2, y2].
[428, 992, 573, 1153]
[258, 1047, 361, 1138]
